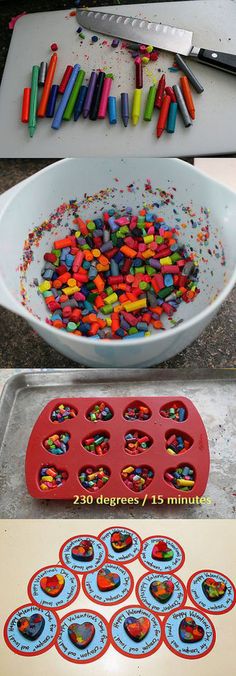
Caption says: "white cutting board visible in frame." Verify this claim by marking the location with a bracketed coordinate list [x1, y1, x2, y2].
[0, 0, 235, 158]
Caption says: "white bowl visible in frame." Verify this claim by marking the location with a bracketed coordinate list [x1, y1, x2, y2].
[0, 157, 235, 367]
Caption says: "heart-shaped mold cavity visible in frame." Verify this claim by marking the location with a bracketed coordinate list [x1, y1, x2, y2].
[202, 577, 227, 602]
[86, 401, 114, 422]
[79, 466, 111, 491]
[124, 616, 150, 642]
[160, 401, 187, 422]
[121, 465, 154, 491]
[165, 430, 193, 456]
[17, 613, 45, 641]
[179, 617, 204, 643]
[51, 404, 77, 423]
[40, 573, 65, 597]
[72, 539, 94, 562]
[150, 579, 174, 603]
[68, 622, 95, 649]
[39, 465, 68, 490]
[43, 431, 70, 455]
[152, 541, 174, 561]
[82, 431, 110, 455]
[97, 566, 120, 591]
[164, 465, 195, 491]
[111, 531, 133, 552]
[124, 430, 153, 455]
[123, 401, 151, 421]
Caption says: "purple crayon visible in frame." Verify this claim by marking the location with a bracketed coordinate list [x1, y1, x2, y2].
[121, 92, 129, 127]
[83, 71, 97, 118]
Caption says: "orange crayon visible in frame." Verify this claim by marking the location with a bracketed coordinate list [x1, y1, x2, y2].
[37, 53, 58, 118]
[180, 76, 195, 119]
[156, 95, 171, 138]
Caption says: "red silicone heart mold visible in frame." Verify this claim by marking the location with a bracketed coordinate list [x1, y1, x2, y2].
[25, 396, 209, 500]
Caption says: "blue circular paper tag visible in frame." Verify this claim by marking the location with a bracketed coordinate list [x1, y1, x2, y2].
[187, 569, 236, 615]
[4, 604, 59, 656]
[83, 563, 133, 605]
[99, 526, 141, 563]
[59, 535, 107, 573]
[110, 605, 163, 658]
[28, 565, 79, 610]
[140, 536, 185, 573]
[55, 609, 109, 664]
[163, 607, 216, 659]
[136, 572, 186, 614]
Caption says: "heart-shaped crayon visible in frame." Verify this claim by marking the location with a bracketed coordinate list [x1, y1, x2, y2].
[68, 622, 95, 649]
[179, 617, 204, 643]
[97, 566, 120, 591]
[202, 577, 227, 602]
[17, 613, 45, 641]
[72, 539, 94, 562]
[124, 616, 150, 642]
[152, 540, 174, 561]
[111, 531, 133, 553]
[150, 579, 174, 603]
[40, 573, 65, 597]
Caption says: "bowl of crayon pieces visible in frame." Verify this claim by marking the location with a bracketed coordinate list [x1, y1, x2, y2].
[0, 157, 235, 367]
[25, 395, 210, 500]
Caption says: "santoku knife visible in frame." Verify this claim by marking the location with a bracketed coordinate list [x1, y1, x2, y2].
[77, 8, 236, 75]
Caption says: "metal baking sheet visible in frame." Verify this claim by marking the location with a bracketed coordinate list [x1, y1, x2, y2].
[0, 368, 235, 519]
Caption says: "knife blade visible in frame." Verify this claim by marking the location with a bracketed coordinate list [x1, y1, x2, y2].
[77, 9, 236, 75]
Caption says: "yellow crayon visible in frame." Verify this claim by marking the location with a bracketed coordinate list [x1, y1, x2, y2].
[132, 88, 142, 125]
[176, 479, 195, 487]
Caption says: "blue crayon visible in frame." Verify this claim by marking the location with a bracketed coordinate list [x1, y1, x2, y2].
[46, 85, 59, 118]
[166, 101, 178, 133]
[52, 64, 80, 130]
[121, 92, 129, 127]
[74, 85, 88, 120]
[108, 96, 117, 124]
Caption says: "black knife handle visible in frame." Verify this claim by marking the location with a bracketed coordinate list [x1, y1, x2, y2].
[197, 48, 236, 74]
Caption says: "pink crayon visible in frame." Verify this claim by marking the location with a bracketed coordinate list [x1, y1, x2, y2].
[98, 77, 112, 119]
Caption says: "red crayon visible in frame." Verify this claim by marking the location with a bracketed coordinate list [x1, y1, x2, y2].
[155, 74, 166, 108]
[165, 86, 177, 103]
[21, 87, 31, 123]
[135, 58, 143, 88]
[59, 65, 73, 94]
[156, 94, 171, 138]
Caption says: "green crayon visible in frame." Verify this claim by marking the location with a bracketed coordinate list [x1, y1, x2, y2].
[63, 69, 85, 121]
[143, 84, 156, 122]
[28, 65, 39, 138]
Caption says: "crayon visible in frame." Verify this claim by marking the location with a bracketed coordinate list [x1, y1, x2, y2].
[74, 85, 88, 120]
[180, 76, 195, 119]
[51, 64, 80, 130]
[63, 69, 85, 120]
[46, 84, 59, 118]
[155, 74, 165, 108]
[173, 84, 192, 127]
[39, 61, 47, 86]
[28, 65, 39, 138]
[156, 94, 171, 138]
[121, 92, 129, 127]
[21, 87, 31, 123]
[83, 71, 97, 118]
[37, 53, 57, 117]
[98, 76, 112, 119]
[166, 101, 178, 133]
[135, 58, 143, 88]
[132, 88, 142, 125]
[165, 86, 177, 102]
[175, 54, 204, 93]
[59, 65, 73, 94]
[90, 71, 105, 120]
[108, 96, 117, 124]
[143, 84, 156, 121]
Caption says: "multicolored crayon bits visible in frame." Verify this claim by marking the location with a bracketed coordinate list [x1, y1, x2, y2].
[152, 541, 174, 561]
[51, 404, 77, 423]
[43, 432, 70, 455]
[39, 465, 68, 490]
[82, 432, 110, 455]
[124, 616, 150, 642]
[121, 465, 154, 491]
[86, 402, 113, 422]
[165, 465, 195, 491]
[160, 402, 187, 421]
[38, 207, 200, 341]
[125, 430, 152, 455]
[165, 432, 192, 455]
[124, 402, 151, 421]
[79, 466, 110, 490]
